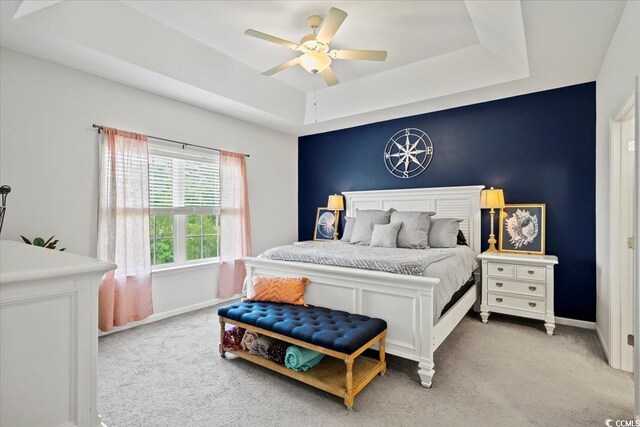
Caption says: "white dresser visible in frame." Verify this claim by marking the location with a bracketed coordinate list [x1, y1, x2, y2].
[0, 241, 115, 427]
[478, 251, 559, 335]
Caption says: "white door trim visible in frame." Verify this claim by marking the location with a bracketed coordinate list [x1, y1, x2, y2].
[633, 74, 639, 419]
[608, 88, 635, 371]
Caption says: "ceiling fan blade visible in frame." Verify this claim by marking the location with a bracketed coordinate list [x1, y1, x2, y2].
[262, 58, 299, 76]
[316, 8, 348, 44]
[244, 29, 298, 49]
[331, 49, 388, 61]
[320, 67, 339, 87]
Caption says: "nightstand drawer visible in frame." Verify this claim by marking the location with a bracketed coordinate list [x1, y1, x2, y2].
[487, 278, 545, 298]
[487, 292, 546, 314]
[487, 262, 515, 278]
[516, 265, 546, 281]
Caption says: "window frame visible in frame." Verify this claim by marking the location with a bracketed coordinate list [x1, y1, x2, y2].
[148, 141, 220, 271]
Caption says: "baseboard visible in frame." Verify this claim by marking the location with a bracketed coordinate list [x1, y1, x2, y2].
[99, 294, 242, 336]
[595, 323, 610, 363]
[555, 316, 596, 330]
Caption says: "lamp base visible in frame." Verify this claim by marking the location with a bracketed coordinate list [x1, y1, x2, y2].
[333, 209, 340, 240]
[486, 209, 500, 252]
[486, 242, 499, 253]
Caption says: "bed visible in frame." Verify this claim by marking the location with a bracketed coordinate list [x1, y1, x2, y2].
[242, 185, 484, 387]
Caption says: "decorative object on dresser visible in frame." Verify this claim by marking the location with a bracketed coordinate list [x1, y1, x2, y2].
[0, 185, 10, 234]
[19, 235, 66, 251]
[479, 187, 505, 252]
[313, 207, 338, 241]
[384, 128, 434, 179]
[0, 240, 116, 427]
[478, 251, 558, 335]
[499, 204, 546, 254]
[327, 194, 344, 240]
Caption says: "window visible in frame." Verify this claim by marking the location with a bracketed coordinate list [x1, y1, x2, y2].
[148, 143, 220, 268]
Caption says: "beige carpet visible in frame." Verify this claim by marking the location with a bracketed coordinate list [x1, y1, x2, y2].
[98, 306, 633, 426]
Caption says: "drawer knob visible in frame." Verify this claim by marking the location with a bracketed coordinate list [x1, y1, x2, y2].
[497, 267, 504, 272]
[496, 282, 503, 287]
[529, 302, 537, 307]
[528, 270, 535, 274]
[496, 298, 503, 303]
[529, 286, 537, 291]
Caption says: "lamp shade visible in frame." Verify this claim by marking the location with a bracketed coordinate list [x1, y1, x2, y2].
[327, 194, 344, 211]
[480, 187, 505, 209]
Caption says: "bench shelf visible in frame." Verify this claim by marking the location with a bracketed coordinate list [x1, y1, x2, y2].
[219, 316, 386, 409]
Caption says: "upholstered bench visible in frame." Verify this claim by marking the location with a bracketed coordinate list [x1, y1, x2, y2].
[218, 301, 387, 409]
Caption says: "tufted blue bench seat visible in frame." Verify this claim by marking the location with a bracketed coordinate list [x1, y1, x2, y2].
[218, 300, 387, 409]
[218, 301, 387, 354]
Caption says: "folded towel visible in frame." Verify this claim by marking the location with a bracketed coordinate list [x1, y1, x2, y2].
[267, 340, 290, 364]
[222, 327, 245, 352]
[251, 336, 274, 357]
[285, 346, 325, 372]
[242, 330, 259, 351]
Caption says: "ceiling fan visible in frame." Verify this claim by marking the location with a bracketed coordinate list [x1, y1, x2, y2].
[244, 7, 387, 87]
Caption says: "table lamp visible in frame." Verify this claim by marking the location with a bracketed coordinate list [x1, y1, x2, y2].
[327, 194, 344, 240]
[480, 187, 505, 252]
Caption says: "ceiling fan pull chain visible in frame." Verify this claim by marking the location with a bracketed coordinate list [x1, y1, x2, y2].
[313, 89, 318, 124]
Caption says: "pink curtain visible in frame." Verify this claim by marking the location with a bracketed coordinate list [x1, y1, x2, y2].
[97, 127, 153, 331]
[218, 151, 252, 298]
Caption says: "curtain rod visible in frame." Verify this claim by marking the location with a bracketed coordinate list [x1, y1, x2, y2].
[92, 124, 250, 158]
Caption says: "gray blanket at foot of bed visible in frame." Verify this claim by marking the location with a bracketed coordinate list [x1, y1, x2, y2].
[260, 241, 455, 276]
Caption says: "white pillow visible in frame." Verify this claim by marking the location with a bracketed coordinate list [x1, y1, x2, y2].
[341, 216, 355, 242]
[370, 223, 401, 248]
[428, 218, 463, 248]
[349, 209, 393, 245]
[390, 211, 435, 249]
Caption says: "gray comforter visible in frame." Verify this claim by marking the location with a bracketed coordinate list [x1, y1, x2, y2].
[260, 241, 456, 276]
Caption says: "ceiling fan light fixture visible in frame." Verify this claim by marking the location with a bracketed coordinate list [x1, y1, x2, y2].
[245, 7, 387, 86]
[299, 52, 331, 74]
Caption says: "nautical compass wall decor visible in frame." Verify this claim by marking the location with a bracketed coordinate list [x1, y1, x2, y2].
[383, 128, 434, 178]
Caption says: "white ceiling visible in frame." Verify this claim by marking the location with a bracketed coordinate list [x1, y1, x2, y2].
[123, 1, 481, 93]
[0, 1, 627, 136]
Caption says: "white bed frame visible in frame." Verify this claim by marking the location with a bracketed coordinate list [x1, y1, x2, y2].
[243, 185, 485, 387]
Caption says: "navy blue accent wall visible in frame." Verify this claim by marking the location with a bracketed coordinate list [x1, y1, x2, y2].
[298, 82, 596, 322]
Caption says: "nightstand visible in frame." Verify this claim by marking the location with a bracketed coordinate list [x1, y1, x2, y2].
[478, 252, 559, 335]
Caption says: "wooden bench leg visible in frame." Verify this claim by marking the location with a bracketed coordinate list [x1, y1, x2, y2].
[379, 334, 387, 376]
[344, 356, 354, 410]
[219, 318, 226, 358]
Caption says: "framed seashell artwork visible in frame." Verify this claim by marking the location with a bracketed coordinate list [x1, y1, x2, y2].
[499, 204, 546, 255]
[313, 207, 339, 241]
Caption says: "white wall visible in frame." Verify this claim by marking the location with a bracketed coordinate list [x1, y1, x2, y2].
[595, 1, 640, 360]
[0, 47, 298, 325]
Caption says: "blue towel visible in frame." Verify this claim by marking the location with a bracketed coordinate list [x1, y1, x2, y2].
[285, 345, 324, 372]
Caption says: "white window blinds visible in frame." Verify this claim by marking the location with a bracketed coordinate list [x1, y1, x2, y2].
[148, 146, 220, 215]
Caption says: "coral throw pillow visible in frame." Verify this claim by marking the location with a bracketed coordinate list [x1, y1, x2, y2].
[247, 276, 310, 306]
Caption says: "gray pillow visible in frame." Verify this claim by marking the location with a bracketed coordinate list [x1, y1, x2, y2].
[350, 209, 393, 245]
[428, 218, 463, 248]
[390, 211, 435, 249]
[341, 216, 355, 242]
[370, 223, 401, 248]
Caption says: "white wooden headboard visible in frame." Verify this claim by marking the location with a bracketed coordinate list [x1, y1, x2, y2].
[342, 185, 485, 254]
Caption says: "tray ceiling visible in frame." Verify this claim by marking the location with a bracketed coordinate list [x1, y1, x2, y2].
[0, 1, 627, 135]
